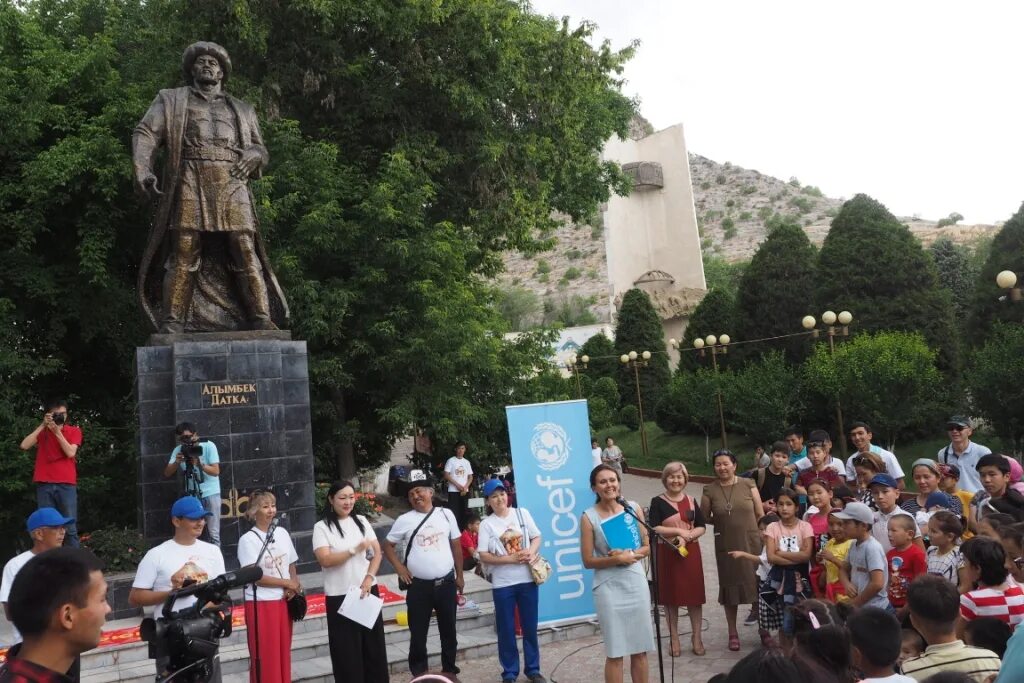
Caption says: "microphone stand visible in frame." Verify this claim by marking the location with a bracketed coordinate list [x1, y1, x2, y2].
[619, 499, 684, 683]
[248, 518, 278, 683]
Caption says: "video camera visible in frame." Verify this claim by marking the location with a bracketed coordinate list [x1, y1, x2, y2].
[140, 565, 263, 682]
[179, 435, 209, 459]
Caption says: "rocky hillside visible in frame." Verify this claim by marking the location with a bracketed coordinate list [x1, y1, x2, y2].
[495, 149, 999, 329]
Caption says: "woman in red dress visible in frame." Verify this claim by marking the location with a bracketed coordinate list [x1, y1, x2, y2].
[649, 461, 707, 656]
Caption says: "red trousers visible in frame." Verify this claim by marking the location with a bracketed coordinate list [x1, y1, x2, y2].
[243, 599, 293, 683]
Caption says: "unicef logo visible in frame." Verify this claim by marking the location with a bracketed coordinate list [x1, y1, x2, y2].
[530, 422, 571, 471]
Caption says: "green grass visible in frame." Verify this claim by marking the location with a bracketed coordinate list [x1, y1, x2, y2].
[604, 423, 1014, 490]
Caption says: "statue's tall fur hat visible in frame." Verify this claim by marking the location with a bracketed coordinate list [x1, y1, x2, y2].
[181, 41, 232, 85]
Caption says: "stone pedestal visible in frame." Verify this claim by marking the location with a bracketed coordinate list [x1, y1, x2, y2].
[135, 333, 316, 571]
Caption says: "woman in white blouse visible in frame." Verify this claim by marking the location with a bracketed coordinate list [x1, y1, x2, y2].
[237, 490, 301, 683]
[312, 481, 389, 682]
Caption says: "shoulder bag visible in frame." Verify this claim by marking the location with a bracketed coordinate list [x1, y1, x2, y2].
[247, 527, 306, 621]
[397, 507, 435, 590]
[517, 508, 552, 585]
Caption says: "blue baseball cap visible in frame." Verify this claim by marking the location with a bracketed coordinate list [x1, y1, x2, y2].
[925, 492, 953, 510]
[27, 507, 74, 532]
[868, 473, 899, 489]
[482, 479, 506, 498]
[171, 496, 213, 519]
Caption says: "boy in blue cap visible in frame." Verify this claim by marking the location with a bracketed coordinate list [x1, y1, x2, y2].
[129, 496, 226, 682]
[1, 508, 75, 645]
[869, 474, 923, 553]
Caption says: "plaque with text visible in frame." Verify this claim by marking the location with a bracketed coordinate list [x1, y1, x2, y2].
[201, 382, 258, 407]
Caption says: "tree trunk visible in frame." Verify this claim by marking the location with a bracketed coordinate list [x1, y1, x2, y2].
[331, 388, 357, 480]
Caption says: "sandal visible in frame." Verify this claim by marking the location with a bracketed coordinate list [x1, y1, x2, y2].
[728, 633, 740, 651]
[692, 635, 705, 656]
[669, 635, 681, 657]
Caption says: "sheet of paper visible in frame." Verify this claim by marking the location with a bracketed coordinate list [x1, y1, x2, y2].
[338, 585, 384, 629]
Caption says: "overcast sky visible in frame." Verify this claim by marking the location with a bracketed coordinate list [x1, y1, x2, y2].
[530, 0, 1023, 224]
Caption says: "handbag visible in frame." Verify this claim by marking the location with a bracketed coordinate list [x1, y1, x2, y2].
[517, 508, 552, 585]
[397, 507, 435, 590]
[286, 591, 307, 621]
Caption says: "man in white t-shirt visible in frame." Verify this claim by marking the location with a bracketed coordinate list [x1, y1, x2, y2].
[129, 496, 226, 682]
[1, 508, 75, 645]
[382, 480, 464, 680]
[591, 439, 602, 469]
[845, 421, 906, 489]
[443, 441, 474, 531]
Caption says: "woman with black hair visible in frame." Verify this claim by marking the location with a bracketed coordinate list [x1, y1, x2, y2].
[312, 481, 389, 682]
[722, 646, 840, 683]
[958, 535, 1024, 637]
[788, 600, 854, 683]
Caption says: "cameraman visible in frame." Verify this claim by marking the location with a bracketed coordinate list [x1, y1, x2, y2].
[163, 422, 222, 547]
[19, 399, 83, 548]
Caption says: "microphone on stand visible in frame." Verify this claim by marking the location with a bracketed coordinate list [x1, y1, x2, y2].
[618, 496, 688, 557]
[266, 512, 287, 543]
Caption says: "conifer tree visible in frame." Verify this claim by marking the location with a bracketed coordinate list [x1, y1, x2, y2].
[678, 288, 737, 372]
[613, 289, 670, 412]
[969, 202, 1024, 339]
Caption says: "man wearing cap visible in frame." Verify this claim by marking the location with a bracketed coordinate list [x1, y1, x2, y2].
[382, 480, 464, 681]
[1, 509, 75, 647]
[844, 421, 906, 490]
[133, 41, 286, 334]
[20, 399, 83, 548]
[937, 416, 991, 494]
[129, 496, 226, 681]
[868, 474, 923, 553]
[834, 502, 890, 610]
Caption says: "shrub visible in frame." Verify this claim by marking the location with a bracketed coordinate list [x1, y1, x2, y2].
[725, 199, 736, 208]
[535, 259, 551, 275]
[81, 527, 150, 573]
[566, 248, 583, 260]
[619, 404, 640, 431]
[801, 185, 824, 197]
[716, 174, 727, 185]
[564, 266, 582, 280]
[587, 269, 598, 279]
[591, 224, 603, 240]
[789, 195, 815, 214]
[739, 211, 753, 221]
[740, 184, 758, 195]
[537, 272, 549, 283]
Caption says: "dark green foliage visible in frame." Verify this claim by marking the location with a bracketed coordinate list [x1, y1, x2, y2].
[968, 323, 1024, 454]
[613, 289, 670, 409]
[495, 287, 541, 331]
[579, 332, 618, 384]
[81, 527, 151, 573]
[702, 254, 747, 301]
[735, 219, 817, 362]
[936, 212, 964, 228]
[723, 351, 803, 446]
[618, 404, 639, 431]
[970, 203, 1024, 338]
[587, 396, 614, 431]
[656, 368, 724, 437]
[929, 237, 978, 321]
[815, 195, 959, 373]
[678, 288, 737, 372]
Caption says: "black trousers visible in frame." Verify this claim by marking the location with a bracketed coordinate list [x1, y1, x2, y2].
[406, 572, 459, 675]
[326, 587, 389, 682]
[446, 491, 469, 530]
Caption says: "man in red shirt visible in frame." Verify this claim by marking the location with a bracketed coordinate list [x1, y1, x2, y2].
[19, 400, 83, 547]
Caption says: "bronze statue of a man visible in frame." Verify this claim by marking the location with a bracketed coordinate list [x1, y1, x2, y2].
[134, 41, 287, 334]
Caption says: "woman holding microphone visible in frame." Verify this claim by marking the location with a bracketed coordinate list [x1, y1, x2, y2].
[312, 481, 389, 682]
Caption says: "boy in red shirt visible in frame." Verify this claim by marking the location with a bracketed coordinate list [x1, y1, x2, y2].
[887, 514, 927, 618]
[19, 399, 83, 547]
[460, 512, 482, 574]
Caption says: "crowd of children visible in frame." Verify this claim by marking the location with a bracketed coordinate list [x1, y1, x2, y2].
[710, 432, 1024, 683]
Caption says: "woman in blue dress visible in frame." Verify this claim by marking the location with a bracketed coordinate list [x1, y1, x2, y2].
[580, 464, 656, 683]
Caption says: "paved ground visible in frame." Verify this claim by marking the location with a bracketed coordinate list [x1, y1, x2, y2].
[434, 471, 748, 683]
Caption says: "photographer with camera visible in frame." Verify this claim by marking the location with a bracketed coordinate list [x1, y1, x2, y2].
[129, 496, 226, 682]
[163, 422, 222, 547]
[19, 399, 83, 548]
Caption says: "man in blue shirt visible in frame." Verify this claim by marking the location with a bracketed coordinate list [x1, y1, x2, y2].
[784, 426, 807, 465]
[163, 422, 222, 546]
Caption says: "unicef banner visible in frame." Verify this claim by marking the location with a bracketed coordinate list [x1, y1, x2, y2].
[506, 399, 596, 625]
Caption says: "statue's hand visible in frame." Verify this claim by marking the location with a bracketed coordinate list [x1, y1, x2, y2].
[231, 148, 263, 180]
[139, 173, 163, 199]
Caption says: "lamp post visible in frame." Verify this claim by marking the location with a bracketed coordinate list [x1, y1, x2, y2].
[997, 270, 1022, 302]
[674, 334, 731, 449]
[565, 354, 589, 399]
[802, 310, 853, 456]
[620, 350, 652, 462]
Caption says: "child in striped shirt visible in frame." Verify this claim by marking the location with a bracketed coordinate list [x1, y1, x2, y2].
[958, 536, 1024, 637]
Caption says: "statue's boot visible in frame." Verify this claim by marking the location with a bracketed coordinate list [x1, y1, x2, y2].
[160, 266, 194, 334]
[239, 266, 278, 331]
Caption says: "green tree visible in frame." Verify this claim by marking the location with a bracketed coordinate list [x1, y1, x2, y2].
[0, 0, 636, 528]
[702, 253, 748, 300]
[970, 203, 1024, 338]
[656, 368, 727, 438]
[724, 351, 803, 446]
[968, 323, 1024, 455]
[803, 331, 944, 449]
[816, 195, 959, 373]
[579, 332, 618, 384]
[929, 237, 978, 321]
[678, 288, 736, 371]
[613, 289, 670, 411]
[735, 219, 817, 362]
[495, 286, 541, 331]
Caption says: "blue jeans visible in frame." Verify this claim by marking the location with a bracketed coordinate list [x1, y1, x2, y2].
[203, 494, 221, 546]
[37, 483, 79, 547]
[493, 581, 540, 680]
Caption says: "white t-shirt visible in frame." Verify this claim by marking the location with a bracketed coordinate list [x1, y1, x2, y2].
[591, 447, 602, 468]
[237, 526, 298, 601]
[312, 515, 376, 596]
[861, 675, 916, 683]
[444, 456, 473, 492]
[132, 538, 226, 619]
[845, 446, 906, 481]
[0, 550, 36, 643]
[872, 508, 921, 552]
[478, 508, 542, 589]
[386, 507, 460, 580]
[796, 456, 844, 476]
